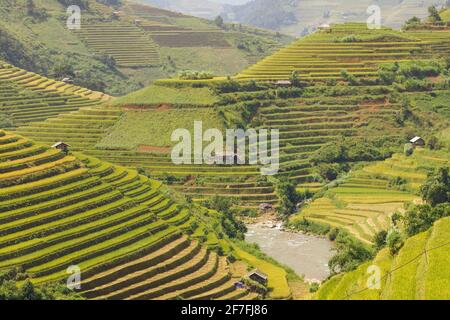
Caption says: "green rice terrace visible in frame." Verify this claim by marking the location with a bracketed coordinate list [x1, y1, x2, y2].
[238, 22, 450, 81]
[0, 61, 109, 126]
[7, 22, 450, 210]
[290, 148, 450, 244]
[0, 6, 449, 301]
[0, 129, 294, 300]
[73, 22, 161, 68]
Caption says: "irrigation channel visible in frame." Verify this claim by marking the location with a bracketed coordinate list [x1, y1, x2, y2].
[245, 222, 333, 282]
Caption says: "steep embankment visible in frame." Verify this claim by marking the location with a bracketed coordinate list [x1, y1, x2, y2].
[316, 216, 450, 300]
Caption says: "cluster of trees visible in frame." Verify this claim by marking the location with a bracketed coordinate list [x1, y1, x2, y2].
[178, 70, 214, 80]
[404, 5, 447, 29]
[274, 178, 301, 216]
[378, 60, 444, 86]
[311, 137, 395, 165]
[374, 167, 450, 255]
[201, 195, 247, 240]
[0, 269, 82, 300]
[310, 137, 398, 182]
[328, 229, 373, 273]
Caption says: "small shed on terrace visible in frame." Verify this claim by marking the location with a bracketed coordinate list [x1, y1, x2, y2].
[410, 136, 425, 148]
[52, 141, 70, 153]
[247, 269, 268, 285]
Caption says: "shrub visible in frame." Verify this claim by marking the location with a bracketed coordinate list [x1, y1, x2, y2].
[289, 217, 330, 235]
[386, 230, 404, 255]
[404, 143, 414, 156]
[403, 203, 450, 237]
[328, 231, 373, 273]
[373, 230, 388, 251]
[340, 70, 359, 85]
[178, 70, 214, 80]
[274, 178, 301, 215]
[341, 35, 362, 43]
[309, 282, 320, 293]
[388, 177, 408, 191]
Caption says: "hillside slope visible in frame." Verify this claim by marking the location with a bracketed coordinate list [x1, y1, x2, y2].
[238, 22, 450, 81]
[0, 0, 291, 96]
[316, 216, 450, 300]
[10, 23, 450, 208]
[290, 148, 450, 244]
[0, 129, 283, 299]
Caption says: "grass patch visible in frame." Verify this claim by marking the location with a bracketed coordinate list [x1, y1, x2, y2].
[112, 85, 218, 106]
[96, 108, 224, 149]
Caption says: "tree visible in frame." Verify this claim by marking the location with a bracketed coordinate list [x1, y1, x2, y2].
[428, 6, 442, 23]
[290, 70, 302, 87]
[427, 136, 440, 150]
[19, 280, 40, 300]
[214, 16, 224, 28]
[403, 203, 450, 236]
[275, 178, 301, 215]
[52, 60, 75, 79]
[403, 16, 421, 30]
[404, 143, 414, 156]
[26, 0, 36, 16]
[373, 230, 388, 251]
[420, 167, 450, 206]
[329, 231, 373, 273]
[386, 230, 404, 255]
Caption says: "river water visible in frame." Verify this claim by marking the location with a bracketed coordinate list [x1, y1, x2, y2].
[245, 222, 334, 282]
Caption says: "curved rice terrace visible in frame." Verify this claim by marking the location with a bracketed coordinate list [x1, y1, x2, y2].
[74, 22, 161, 68]
[0, 5, 450, 301]
[316, 216, 450, 300]
[237, 22, 450, 82]
[0, 129, 276, 300]
[8, 25, 450, 207]
[290, 149, 450, 244]
[0, 61, 110, 126]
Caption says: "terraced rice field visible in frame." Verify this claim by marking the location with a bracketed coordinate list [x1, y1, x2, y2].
[13, 105, 279, 207]
[0, 62, 109, 100]
[0, 62, 109, 125]
[291, 149, 450, 244]
[74, 22, 160, 67]
[258, 96, 400, 185]
[0, 129, 258, 300]
[316, 216, 450, 300]
[237, 23, 450, 81]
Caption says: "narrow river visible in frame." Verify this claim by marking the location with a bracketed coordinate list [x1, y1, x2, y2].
[245, 222, 334, 282]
